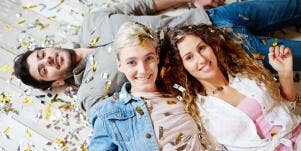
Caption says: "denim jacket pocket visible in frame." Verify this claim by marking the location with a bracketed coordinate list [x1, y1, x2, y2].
[105, 110, 135, 141]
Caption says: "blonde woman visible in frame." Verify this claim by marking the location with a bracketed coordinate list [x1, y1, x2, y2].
[88, 22, 222, 151]
[163, 24, 301, 150]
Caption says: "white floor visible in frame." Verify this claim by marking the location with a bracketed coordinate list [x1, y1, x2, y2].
[0, 0, 300, 150]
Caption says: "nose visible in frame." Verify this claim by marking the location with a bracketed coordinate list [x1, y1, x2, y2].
[41, 56, 54, 66]
[137, 62, 148, 75]
[196, 52, 206, 64]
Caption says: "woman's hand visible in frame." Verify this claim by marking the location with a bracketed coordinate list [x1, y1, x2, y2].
[269, 45, 297, 101]
[268, 45, 293, 76]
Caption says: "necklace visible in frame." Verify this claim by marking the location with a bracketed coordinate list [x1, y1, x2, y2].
[206, 86, 224, 95]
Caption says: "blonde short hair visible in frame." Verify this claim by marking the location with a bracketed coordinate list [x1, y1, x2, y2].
[114, 22, 159, 60]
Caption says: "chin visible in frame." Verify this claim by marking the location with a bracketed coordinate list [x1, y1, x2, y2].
[198, 71, 216, 80]
[133, 84, 156, 92]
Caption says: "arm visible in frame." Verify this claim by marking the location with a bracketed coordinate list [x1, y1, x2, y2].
[89, 113, 117, 151]
[104, 0, 190, 16]
[107, 0, 225, 15]
[268, 45, 297, 101]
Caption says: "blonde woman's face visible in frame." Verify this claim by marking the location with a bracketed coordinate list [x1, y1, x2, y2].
[117, 40, 159, 93]
[177, 34, 219, 81]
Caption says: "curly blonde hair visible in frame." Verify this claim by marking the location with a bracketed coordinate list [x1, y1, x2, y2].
[161, 24, 282, 129]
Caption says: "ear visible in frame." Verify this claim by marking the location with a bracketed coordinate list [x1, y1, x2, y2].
[117, 59, 122, 72]
[51, 80, 65, 88]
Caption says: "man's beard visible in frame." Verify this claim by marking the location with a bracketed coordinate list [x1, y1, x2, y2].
[62, 48, 77, 73]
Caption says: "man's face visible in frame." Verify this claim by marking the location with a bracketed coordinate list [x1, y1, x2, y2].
[27, 47, 76, 82]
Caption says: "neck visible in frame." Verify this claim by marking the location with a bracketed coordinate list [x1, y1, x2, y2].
[200, 70, 228, 92]
[131, 86, 159, 94]
[74, 48, 95, 64]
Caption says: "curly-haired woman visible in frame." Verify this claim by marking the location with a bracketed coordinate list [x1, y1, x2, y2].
[163, 24, 301, 150]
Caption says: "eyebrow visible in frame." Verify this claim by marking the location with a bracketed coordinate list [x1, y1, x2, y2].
[182, 42, 204, 57]
[125, 52, 155, 61]
[144, 52, 156, 57]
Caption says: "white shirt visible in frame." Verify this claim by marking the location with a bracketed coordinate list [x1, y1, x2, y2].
[197, 74, 301, 150]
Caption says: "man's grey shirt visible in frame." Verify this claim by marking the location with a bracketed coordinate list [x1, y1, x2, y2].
[75, 0, 211, 115]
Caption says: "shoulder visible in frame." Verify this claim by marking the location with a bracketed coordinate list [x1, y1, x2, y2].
[230, 74, 261, 89]
[89, 97, 120, 121]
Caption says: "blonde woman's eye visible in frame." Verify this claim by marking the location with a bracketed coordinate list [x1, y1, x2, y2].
[146, 56, 154, 61]
[127, 60, 136, 66]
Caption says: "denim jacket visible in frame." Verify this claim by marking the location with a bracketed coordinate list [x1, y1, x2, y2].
[88, 83, 160, 151]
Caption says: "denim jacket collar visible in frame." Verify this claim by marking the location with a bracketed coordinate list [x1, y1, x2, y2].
[119, 82, 135, 104]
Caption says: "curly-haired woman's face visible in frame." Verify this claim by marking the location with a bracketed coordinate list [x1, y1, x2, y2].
[177, 34, 219, 81]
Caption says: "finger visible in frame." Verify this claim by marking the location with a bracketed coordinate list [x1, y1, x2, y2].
[279, 45, 285, 57]
[284, 47, 292, 58]
[274, 46, 280, 58]
[269, 46, 275, 53]
[268, 47, 275, 60]
[283, 47, 289, 56]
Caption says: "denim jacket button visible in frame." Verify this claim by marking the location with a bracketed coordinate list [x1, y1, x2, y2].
[145, 133, 152, 139]
[135, 106, 144, 115]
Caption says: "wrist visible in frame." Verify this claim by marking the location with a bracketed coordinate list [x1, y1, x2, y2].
[278, 71, 294, 79]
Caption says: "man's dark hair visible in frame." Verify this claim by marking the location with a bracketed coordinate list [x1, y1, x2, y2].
[14, 47, 53, 90]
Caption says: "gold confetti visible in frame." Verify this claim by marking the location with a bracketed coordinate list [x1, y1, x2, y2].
[92, 61, 96, 72]
[58, 102, 74, 110]
[22, 40, 29, 48]
[55, 138, 67, 150]
[47, 16, 56, 20]
[3, 127, 10, 135]
[271, 130, 277, 137]
[89, 36, 100, 47]
[104, 85, 110, 91]
[0, 94, 10, 104]
[271, 38, 279, 47]
[260, 39, 267, 45]
[24, 143, 31, 151]
[35, 19, 49, 29]
[175, 132, 185, 145]
[23, 95, 33, 104]
[175, 35, 182, 40]
[140, 39, 146, 47]
[0, 64, 13, 73]
[4, 24, 13, 32]
[22, 4, 38, 9]
[252, 53, 265, 60]
[81, 141, 88, 151]
[17, 19, 27, 25]
[25, 129, 32, 138]
[44, 104, 52, 120]
[71, 24, 81, 29]
[135, 106, 144, 115]
[160, 66, 166, 79]
[167, 100, 177, 105]
[50, 94, 59, 103]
